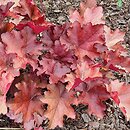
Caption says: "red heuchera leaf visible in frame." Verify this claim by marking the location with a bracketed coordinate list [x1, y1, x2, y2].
[1, 27, 40, 56]
[0, 0, 19, 8]
[24, 113, 45, 130]
[1, 26, 42, 70]
[60, 22, 106, 62]
[79, 86, 109, 117]
[40, 83, 76, 129]
[49, 62, 70, 83]
[83, 7, 105, 25]
[13, 0, 49, 24]
[69, 10, 82, 25]
[66, 62, 102, 90]
[0, 72, 14, 96]
[16, 21, 50, 34]
[0, 1, 24, 28]
[0, 42, 20, 77]
[64, 73, 77, 91]
[0, 96, 7, 114]
[107, 80, 130, 119]
[69, 0, 97, 19]
[64, 60, 102, 89]
[13, 0, 51, 34]
[75, 61, 102, 80]
[0, 73, 13, 115]
[0, 2, 15, 34]
[69, 0, 104, 25]
[14, 0, 41, 21]
[7, 74, 45, 129]
[40, 25, 76, 64]
[70, 78, 83, 91]
[0, 2, 14, 17]
[75, 78, 110, 118]
[40, 24, 68, 50]
[0, 72, 14, 114]
[37, 58, 55, 76]
[61, 22, 104, 51]
[70, 6, 104, 25]
[104, 26, 125, 49]
[38, 58, 70, 84]
[52, 41, 75, 64]
[0, 43, 8, 71]
[105, 49, 130, 72]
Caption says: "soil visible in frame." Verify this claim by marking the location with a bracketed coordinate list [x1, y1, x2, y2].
[0, 114, 22, 128]
[0, 0, 130, 130]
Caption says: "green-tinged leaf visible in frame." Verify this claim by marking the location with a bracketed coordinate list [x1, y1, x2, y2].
[118, 0, 122, 8]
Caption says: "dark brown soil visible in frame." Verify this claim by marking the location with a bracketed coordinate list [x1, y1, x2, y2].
[0, 114, 22, 128]
[1, 0, 130, 130]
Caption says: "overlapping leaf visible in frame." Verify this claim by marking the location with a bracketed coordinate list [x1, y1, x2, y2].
[1, 26, 43, 70]
[40, 83, 76, 128]
[73, 77, 110, 117]
[7, 74, 46, 129]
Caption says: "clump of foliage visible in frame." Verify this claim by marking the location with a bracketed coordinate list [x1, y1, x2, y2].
[0, 0, 129, 130]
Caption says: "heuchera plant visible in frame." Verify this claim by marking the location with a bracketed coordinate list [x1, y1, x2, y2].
[0, 0, 129, 129]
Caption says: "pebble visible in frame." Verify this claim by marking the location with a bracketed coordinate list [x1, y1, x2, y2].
[81, 114, 91, 123]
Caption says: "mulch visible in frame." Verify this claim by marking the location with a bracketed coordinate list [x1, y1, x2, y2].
[0, 0, 130, 129]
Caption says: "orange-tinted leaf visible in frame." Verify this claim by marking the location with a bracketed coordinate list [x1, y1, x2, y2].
[0, 72, 14, 114]
[107, 80, 130, 119]
[69, 1, 104, 25]
[75, 78, 110, 117]
[7, 74, 45, 129]
[14, 0, 42, 21]
[62, 22, 104, 50]
[1, 27, 42, 70]
[83, 7, 105, 25]
[0, 96, 7, 114]
[76, 61, 102, 80]
[104, 26, 125, 49]
[40, 83, 76, 129]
